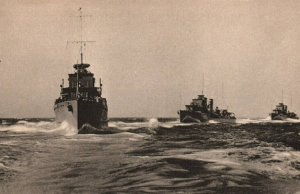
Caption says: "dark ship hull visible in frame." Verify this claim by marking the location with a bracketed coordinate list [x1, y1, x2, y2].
[179, 111, 236, 123]
[209, 112, 236, 123]
[54, 100, 108, 131]
[270, 114, 298, 120]
[270, 114, 287, 120]
[179, 110, 209, 123]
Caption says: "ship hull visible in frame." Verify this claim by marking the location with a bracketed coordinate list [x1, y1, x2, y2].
[54, 100, 78, 128]
[54, 100, 108, 131]
[271, 114, 299, 120]
[271, 115, 287, 120]
[179, 111, 236, 123]
[179, 110, 209, 123]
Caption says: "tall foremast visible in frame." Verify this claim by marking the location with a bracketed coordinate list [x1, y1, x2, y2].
[68, 8, 95, 99]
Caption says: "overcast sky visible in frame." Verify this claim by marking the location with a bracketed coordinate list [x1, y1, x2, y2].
[1, 0, 300, 118]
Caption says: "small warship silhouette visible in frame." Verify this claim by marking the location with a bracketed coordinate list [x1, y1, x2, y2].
[269, 103, 298, 120]
[54, 8, 108, 133]
[178, 94, 236, 123]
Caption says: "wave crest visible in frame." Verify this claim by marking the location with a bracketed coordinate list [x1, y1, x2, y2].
[0, 121, 77, 136]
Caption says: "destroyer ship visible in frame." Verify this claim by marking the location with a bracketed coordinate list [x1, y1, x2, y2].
[178, 94, 236, 123]
[269, 103, 298, 120]
[54, 9, 108, 133]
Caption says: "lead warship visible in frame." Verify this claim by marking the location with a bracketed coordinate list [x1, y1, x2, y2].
[269, 103, 298, 120]
[178, 94, 236, 123]
[54, 9, 108, 133]
[54, 61, 108, 132]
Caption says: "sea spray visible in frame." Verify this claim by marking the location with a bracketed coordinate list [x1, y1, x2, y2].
[145, 118, 158, 134]
[108, 119, 159, 131]
[148, 118, 159, 129]
[55, 121, 77, 136]
[0, 120, 77, 136]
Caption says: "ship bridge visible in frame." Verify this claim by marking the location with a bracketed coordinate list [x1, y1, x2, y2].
[68, 64, 95, 88]
[73, 63, 90, 73]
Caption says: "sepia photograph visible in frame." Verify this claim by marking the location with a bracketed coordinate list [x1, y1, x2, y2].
[1, 0, 300, 193]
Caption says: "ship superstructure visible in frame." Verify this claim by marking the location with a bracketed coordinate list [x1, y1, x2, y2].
[54, 62, 108, 130]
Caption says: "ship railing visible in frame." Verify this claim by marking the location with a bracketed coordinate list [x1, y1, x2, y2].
[80, 96, 102, 103]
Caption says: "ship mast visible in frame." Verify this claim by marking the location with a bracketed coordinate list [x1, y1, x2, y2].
[201, 73, 204, 95]
[291, 95, 293, 110]
[281, 89, 284, 103]
[221, 82, 228, 109]
[99, 78, 102, 96]
[76, 63, 79, 98]
[68, 8, 95, 99]
[222, 82, 224, 108]
[79, 8, 84, 65]
[77, 7, 83, 98]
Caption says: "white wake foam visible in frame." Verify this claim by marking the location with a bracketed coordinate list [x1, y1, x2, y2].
[236, 116, 300, 124]
[0, 121, 77, 136]
[208, 120, 220, 124]
[108, 118, 161, 130]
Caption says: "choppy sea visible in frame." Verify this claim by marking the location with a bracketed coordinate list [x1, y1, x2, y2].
[1, 117, 300, 193]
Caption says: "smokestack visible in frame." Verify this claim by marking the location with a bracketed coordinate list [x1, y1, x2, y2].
[209, 99, 213, 113]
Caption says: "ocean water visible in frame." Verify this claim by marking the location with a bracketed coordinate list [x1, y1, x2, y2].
[1, 118, 300, 193]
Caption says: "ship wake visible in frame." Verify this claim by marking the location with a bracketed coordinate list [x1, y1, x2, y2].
[0, 120, 77, 136]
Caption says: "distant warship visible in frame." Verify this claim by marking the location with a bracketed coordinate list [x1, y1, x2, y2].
[269, 103, 298, 120]
[54, 9, 108, 133]
[178, 94, 236, 123]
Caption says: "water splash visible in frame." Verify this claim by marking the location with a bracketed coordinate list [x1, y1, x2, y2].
[55, 121, 77, 136]
[0, 120, 77, 136]
[108, 118, 159, 131]
[108, 121, 145, 130]
[208, 120, 220, 124]
[148, 118, 159, 129]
